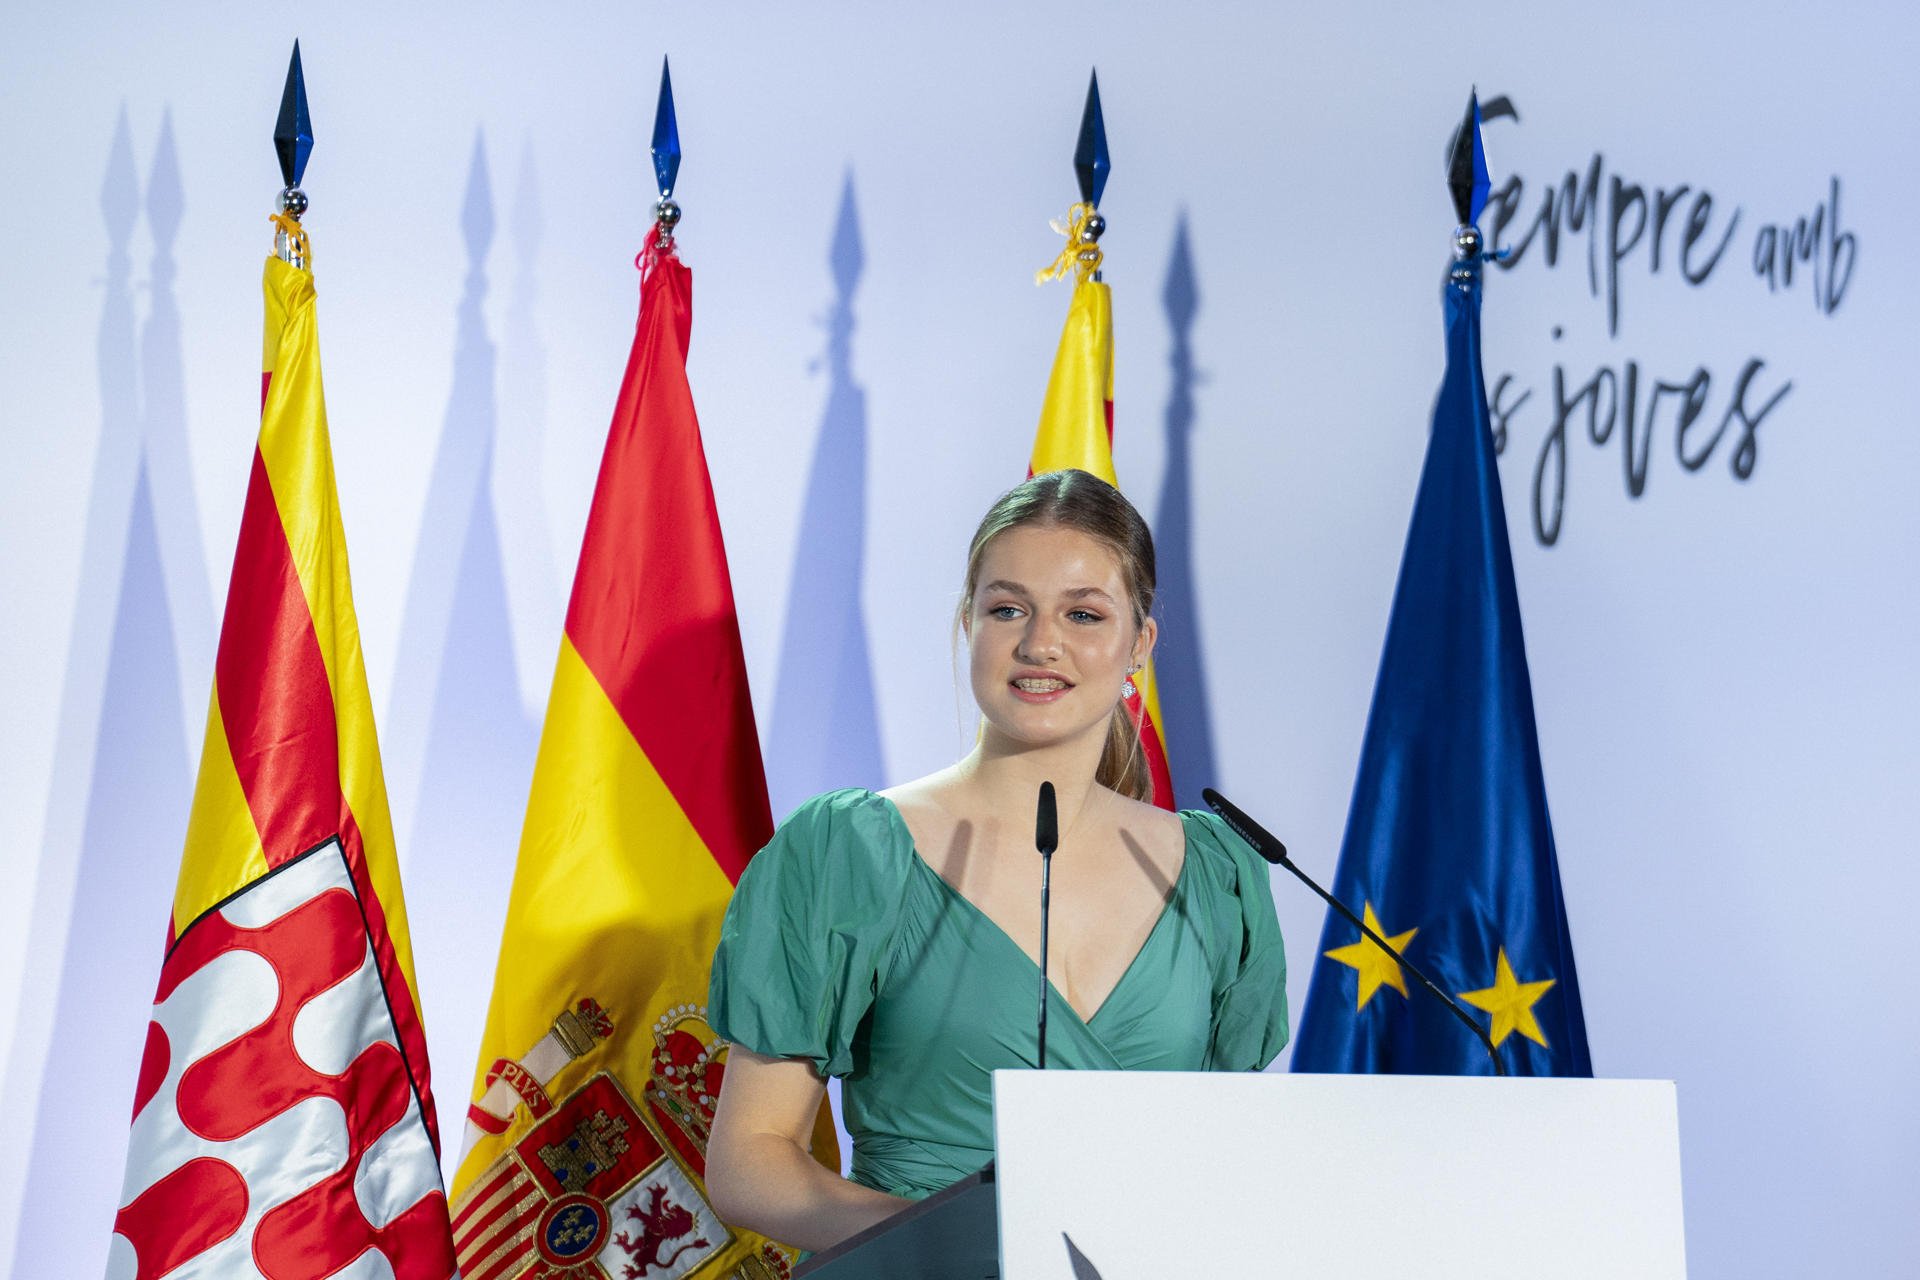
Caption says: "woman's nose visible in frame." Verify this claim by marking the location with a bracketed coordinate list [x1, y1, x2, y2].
[1017, 616, 1061, 662]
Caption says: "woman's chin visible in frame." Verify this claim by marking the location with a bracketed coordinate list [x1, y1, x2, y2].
[978, 709, 1107, 754]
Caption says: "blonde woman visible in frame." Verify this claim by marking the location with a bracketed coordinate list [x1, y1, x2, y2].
[706, 469, 1288, 1251]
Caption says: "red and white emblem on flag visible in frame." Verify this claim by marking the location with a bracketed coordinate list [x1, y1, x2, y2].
[108, 839, 456, 1280]
[454, 1073, 729, 1280]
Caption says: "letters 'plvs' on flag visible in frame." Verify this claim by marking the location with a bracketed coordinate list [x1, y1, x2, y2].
[1030, 149, 1175, 810]
[108, 235, 459, 1275]
[1291, 99, 1590, 1077]
[449, 207, 835, 1279]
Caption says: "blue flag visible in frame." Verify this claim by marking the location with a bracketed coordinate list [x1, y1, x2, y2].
[1290, 251, 1591, 1077]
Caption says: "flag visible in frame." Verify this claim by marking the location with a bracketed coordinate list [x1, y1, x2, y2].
[109, 241, 459, 1278]
[1031, 204, 1176, 809]
[1289, 248, 1591, 1077]
[449, 231, 833, 1280]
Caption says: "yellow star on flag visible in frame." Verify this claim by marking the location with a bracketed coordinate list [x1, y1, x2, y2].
[1458, 948, 1557, 1048]
[1323, 902, 1418, 1010]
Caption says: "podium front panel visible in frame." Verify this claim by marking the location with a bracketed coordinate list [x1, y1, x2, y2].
[791, 1166, 997, 1280]
[992, 1071, 1685, 1279]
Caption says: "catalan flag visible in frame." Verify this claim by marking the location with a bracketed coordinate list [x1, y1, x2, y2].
[109, 244, 459, 1278]
[1031, 207, 1176, 810]
[449, 231, 832, 1280]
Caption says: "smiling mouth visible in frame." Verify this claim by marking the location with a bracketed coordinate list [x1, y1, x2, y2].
[1012, 677, 1071, 693]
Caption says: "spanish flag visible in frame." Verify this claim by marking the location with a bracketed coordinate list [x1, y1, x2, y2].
[450, 233, 831, 1280]
[110, 243, 458, 1278]
[1032, 209, 1176, 809]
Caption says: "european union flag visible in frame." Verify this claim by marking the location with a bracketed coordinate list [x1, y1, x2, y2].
[1291, 160, 1590, 1077]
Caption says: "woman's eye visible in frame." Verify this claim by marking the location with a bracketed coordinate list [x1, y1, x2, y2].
[989, 604, 1024, 620]
[1067, 609, 1103, 624]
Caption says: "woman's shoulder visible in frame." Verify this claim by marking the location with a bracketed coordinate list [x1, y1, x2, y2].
[1172, 804, 1268, 889]
[874, 764, 967, 817]
[749, 788, 912, 880]
[713, 791, 915, 1077]
[873, 768, 973, 865]
[1167, 805, 1288, 1067]
[1105, 788, 1188, 854]
[777, 786, 894, 828]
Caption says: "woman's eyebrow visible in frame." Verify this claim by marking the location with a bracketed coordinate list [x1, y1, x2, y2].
[979, 580, 1116, 603]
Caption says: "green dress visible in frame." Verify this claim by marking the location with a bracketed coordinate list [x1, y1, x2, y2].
[708, 788, 1289, 1200]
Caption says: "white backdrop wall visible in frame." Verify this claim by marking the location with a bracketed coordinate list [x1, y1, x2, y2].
[3, 3, 1915, 1277]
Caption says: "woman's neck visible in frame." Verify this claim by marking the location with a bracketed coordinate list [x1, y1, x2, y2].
[952, 727, 1110, 833]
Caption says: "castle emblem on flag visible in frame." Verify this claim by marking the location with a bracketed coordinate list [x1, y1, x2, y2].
[539, 1109, 633, 1189]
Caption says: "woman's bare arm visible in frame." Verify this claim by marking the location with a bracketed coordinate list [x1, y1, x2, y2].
[705, 1047, 911, 1253]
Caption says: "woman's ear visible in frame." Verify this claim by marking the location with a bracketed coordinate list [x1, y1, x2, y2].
[1133, 616, 1159, 667]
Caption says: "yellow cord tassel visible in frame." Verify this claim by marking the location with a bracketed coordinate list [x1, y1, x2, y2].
[1034, 201, 1103, 285]
[269, 210, 311, 266]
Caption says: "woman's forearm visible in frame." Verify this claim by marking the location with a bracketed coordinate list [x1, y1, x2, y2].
[708, 1130, 912, 1254]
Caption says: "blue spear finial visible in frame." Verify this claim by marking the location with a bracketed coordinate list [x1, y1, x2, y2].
[1446, 89, 1490, 228]
[1074, 69, 1109, 208]
[274, 40, 313, 190]
[651, 56, 681, 199]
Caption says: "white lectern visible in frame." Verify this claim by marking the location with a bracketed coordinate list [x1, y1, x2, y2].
[796, 1072, 1686, 1279]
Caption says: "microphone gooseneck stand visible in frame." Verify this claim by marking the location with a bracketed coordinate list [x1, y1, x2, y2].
[1035, 781, 1059, 1069]
[1201, 787, 1507, 1077]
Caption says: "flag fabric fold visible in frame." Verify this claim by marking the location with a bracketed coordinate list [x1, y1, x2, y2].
[1031, 255, 1176, 810]
[109, 252, 458, 1280]
[450, 236, 831, 1280]
[1290, 259, 1591, 1077]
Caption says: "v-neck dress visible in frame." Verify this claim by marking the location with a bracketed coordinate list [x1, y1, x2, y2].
[707, 788, 1289, 1201]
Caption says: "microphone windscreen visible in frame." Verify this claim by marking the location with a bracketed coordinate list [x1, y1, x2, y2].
[1036, 781, 1059, 856]
[1201, 787, 1288, 864]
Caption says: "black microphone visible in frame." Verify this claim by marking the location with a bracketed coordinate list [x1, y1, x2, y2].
[1035, 781, 1058, 1070]
[1201, 787, 1507, 1077]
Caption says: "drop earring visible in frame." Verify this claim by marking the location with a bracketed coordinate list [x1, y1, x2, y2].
[1121, 664, 1139, 700]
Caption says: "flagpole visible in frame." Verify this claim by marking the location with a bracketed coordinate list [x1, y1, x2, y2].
[1446, 89, 1492, 285]
[1029, 68, 1180, 807]
[1075, 69, 1107, 282]
[651, 54, 681, 250]
[272, 40, 312, 268]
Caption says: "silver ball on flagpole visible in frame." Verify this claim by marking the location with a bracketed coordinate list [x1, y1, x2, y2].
[278, 187, 308, 220]
[1452, 224, 1482, 260]
[1082, 211, 1106, 242]
[654, 198, 682, 230]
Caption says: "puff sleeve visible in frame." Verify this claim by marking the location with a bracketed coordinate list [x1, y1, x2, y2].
[708, 789, 913, 1080]
[1185, 810, 1291, 1071]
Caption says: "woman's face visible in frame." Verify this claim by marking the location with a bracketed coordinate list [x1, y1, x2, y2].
[966, 522, 1153, 752]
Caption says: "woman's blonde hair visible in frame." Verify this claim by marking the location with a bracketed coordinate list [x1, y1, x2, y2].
[959, 469, 1157, 802]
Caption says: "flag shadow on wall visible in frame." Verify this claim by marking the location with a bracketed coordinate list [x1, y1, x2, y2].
[765, 172, 884, 1174]
[765, 170, 886, 821]
[8, 110, 205, 1279]
[388, 132, 540, 1179]
[496, 137, 563, 716]
[1151, 213, 1217, 809]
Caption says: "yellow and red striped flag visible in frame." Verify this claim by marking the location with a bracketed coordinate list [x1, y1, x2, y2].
[1032, 205, 1176, 809]
[449, 231, 834, 1280]
[109, 240, 458, 1278]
